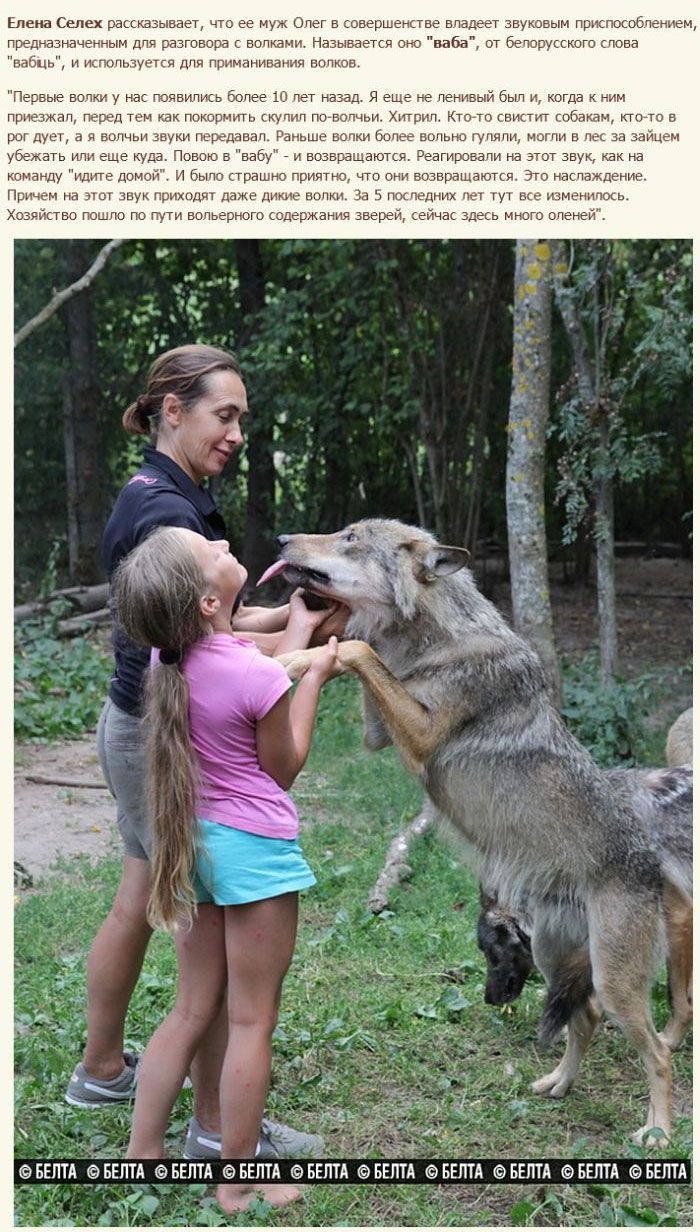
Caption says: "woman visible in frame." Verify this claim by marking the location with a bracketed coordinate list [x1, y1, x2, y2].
[65, 344, 343, 1159]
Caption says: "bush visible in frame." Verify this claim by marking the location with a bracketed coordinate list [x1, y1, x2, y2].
[15, 610, 112, 741]
[561, 652, 657, 766]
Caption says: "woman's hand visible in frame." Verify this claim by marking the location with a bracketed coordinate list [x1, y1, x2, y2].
[231, 602, 289, 634]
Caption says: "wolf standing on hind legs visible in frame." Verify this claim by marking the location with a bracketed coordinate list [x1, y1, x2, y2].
[264, 518, 693, 1146]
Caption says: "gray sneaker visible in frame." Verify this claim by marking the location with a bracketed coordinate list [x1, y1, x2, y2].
[258, 1117, 324, 1160]
[65, 1052, 139, 1108]
[183, 1116, 222, 1160]
[183, 1115, 324, 1160]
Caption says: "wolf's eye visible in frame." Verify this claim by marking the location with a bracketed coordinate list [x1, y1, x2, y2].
[345, 531, 358, 543]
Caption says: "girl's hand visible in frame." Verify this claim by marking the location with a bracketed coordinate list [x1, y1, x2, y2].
[308, 601, 350, 645]
[306, 636, 345, 684]
[284, 590, 343, 649]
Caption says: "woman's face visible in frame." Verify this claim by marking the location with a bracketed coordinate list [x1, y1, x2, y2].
[159, 369, 248, 483]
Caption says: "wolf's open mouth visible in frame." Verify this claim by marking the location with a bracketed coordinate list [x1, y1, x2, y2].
[256, 558, 331, 589]
[283, 564, 331, 588]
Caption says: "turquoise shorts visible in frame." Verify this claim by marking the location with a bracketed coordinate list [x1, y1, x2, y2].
[192, 818, 316, 906]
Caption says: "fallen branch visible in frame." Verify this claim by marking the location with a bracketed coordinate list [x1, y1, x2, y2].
[56, 607, 111, 637]
[367, 796, 436, 913]
[24, 774, 107, 789]
[14, 238, 126, 347]
[15, 583, 109, 623]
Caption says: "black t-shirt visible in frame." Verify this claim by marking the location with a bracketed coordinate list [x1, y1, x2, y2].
[103, 446, 227, 714]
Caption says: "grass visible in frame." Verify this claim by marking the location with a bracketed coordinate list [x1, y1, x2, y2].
[14, 675, 692, 1227]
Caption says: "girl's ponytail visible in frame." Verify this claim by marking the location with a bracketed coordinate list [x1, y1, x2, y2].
[111, 526, 210, 931]
[143, 662, 199, 931]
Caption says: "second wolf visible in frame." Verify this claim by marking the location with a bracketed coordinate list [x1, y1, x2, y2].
[269, 519, 693, 1144]
[477, 713, 693, 1015]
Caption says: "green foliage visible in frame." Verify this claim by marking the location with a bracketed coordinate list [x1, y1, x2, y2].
[15, 238, 692, 599]
[15, 678, 692, 1227]
[549, 239, 692, 552]
[14, 616, 112, 741]
[561, 652, 659, 766]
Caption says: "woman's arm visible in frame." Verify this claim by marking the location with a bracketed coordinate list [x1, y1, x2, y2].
[232, 603, 289, 634]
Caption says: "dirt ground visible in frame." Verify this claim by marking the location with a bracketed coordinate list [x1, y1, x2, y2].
[14, 555, 692, 886]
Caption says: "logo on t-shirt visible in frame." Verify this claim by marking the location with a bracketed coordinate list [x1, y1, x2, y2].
[128, 475, 158, 486]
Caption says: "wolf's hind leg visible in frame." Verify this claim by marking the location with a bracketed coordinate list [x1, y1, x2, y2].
[660, 881, 692, 1051]
[588, 888, 672, 1146]
[532, 997, 602, 1098]
[530, 919, 598, 1099]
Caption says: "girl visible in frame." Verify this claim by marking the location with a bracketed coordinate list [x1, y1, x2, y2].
[113, 525, 342, 1212]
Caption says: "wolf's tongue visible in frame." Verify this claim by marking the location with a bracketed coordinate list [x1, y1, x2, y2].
[255, 559, 287, 587]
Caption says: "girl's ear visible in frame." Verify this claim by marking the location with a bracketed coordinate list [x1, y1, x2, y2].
[200, 592, 220, 619]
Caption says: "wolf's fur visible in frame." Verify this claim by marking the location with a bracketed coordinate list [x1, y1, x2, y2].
[276, 519, 693, 1143]
[477, 763, 693, 1035]
[666, 708, 693, 767]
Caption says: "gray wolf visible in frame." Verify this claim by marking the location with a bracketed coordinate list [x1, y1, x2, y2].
[477, 761, 693, 1028]
[272, 519, 693, 1144]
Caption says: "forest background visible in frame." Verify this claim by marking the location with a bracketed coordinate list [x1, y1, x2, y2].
[14, 238, 691, 602]
[13, 238, 694, 1228]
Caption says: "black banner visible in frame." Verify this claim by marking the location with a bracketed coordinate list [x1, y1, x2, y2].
[14, 1157, 691, 1185]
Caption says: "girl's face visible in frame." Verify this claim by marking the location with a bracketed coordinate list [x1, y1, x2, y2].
[158, 369, 248, 484]
[181, 531, 248, 606]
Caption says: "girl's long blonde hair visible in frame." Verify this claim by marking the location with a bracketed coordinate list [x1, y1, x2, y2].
[112, 527, 209, 931]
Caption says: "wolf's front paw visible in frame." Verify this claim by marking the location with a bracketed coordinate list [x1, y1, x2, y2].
[276, 649, 317, 680]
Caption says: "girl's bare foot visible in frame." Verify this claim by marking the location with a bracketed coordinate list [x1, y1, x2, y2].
[216, 1182, 302, 1213]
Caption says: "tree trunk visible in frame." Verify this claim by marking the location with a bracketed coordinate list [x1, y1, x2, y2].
[552, 242, 619, 680]
[62, 241, 105, 584]
[506, 240, 562, 706]
[594, 416, 618, 683]
[235, 240, 277, 586]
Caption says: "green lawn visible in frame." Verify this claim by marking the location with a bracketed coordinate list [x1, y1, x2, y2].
[14, 677, 692, 1227]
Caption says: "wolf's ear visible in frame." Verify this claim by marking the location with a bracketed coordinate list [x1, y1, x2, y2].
[417, 544, 469, 583]
[479, 886, 497, 911]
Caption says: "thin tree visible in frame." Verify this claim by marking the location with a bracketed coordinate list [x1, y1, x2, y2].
[552, 241, 618, 683]
[235, 239, 277, 588]
[61, 241, 105, 583]
[506, 240, 562, 705]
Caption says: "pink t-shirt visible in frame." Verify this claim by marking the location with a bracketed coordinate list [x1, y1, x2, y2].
[151, 634, 298, 838]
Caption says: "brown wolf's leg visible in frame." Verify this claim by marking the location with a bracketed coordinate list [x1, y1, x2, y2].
[277, 641, 453, 769]
[532, 997, 602, 1098]
[660, 882, 692, 1051]
[588, 889, 673, 1146]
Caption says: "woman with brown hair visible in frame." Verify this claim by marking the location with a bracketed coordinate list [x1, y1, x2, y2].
[65, 345, 343, 1160]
